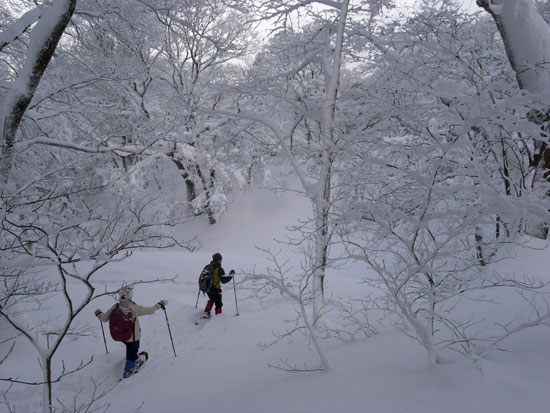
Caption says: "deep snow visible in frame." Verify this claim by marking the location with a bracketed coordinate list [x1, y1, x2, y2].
[1, 184, 549, 412]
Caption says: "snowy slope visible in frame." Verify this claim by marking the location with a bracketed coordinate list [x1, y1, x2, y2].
[2, 184, 550, 412]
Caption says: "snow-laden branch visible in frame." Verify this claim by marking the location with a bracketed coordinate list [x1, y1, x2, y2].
[255, 0, 342, 19]
[478, 0, 550, 93]
[356, 28, 401, 61]
[0, 0, 77, 189]
[474, 306, 550, 358]
[15, 136, 150, 156]
[246, 247, 331, 371]
[0, 357, 93, 386]
[0, 187, 189, 411]
[28, 74, 111, 110]
[0, 5, 47, 53]
[198, 107, 315, 196]
[138, 0, 250, 57]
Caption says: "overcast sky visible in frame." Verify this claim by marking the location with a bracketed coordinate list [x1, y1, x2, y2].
[398, 0, 480, 13]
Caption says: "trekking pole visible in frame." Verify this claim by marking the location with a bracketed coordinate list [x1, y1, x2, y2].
[162, 307, 177, 357]
[195, 288, 200, 309]
[99, 320, 109, 354]
[232, 273, 239, 316]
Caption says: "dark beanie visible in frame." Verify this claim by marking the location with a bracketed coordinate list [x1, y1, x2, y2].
[212, 252, 222, 262]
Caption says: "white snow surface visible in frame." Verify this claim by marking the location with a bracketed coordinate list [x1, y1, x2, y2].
[2, 185, 550, 412]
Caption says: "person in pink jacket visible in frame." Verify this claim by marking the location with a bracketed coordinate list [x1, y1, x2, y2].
[95, 286, 167, 378]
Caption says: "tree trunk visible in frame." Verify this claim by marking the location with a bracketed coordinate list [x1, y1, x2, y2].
[312, 0, 350, 325]
[170, 157, 197, 205]
[312, 206, 329, 324]
[475, 227, 486, 266]
[478, 0, 550, 238]
[0, 0, 77, 188]
[39, 353, 52, 413]
[477, 0, 550, 93]
[170, 157, 216, 224]
[196, 166, 217, 225]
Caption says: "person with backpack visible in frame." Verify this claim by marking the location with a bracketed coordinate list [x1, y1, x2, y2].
[95, 286, 167, 378]
[202, 252, 235, 318]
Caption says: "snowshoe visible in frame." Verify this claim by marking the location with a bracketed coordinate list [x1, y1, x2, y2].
[135, 351, 148, 368]
[195, 312, 211, 325]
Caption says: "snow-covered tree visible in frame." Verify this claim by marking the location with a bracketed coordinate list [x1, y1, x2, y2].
[0, 2, 194, 411]
[133, 0, 255, 224]
[338, 0, 550, 365]
[477, 0, 550, 236]
[0, 166, 188, 412]
[225, 0, 391, 327]
[0, 0, 76, 188]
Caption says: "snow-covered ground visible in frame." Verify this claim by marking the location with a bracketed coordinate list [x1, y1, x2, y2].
[2, 185, 549, 412]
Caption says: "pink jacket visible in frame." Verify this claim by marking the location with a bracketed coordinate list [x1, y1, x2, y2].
[100, 299, 160, 342]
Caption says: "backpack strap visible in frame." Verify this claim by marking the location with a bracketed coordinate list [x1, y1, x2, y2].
[128, 301, 137, 341]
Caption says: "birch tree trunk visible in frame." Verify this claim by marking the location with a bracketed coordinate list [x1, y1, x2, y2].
[0, 0, 77, 189]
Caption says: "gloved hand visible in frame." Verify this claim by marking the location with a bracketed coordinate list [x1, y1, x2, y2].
[157, 300, 168, 310]
[95, 309, 102, 318]
[229, 270, 235, 275]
